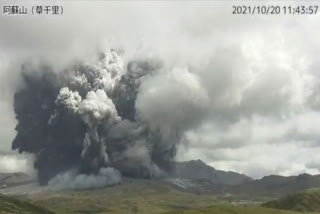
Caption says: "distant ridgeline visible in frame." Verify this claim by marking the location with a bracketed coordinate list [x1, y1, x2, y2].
[228, 173, 320, 197]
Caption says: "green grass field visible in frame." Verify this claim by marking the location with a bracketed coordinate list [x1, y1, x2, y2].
[164, 205, 319, 214]
[263, 188, 320, 212]
[0, 194, 55, 214]
[30, 180, 218, 214]
[25, 179, 319, 214]
[3, 179, 320, 214]
[2, 191, 320, 214]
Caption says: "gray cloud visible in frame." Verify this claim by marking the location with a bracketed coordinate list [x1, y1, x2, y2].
[0, 1, 320, 179]
[48, 167, 121, 190]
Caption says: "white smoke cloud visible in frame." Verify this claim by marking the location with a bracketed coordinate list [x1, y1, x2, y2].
[92, 50, 125, 91]
[55, 87, 82, 112]
[48, 167, 121, 190]
[79, 90, 120, 126]
[0, 153, 35, 175]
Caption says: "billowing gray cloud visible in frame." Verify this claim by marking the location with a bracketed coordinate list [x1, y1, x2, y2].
[0, 1, 320, 180]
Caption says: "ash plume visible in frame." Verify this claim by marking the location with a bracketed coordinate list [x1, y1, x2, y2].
[11, 50, 207, 188]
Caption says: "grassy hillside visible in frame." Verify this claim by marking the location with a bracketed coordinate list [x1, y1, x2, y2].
[4, 177, 320, 214]
[263, 189, 320, 212]
[164, 205, 319, 214]
[30, 179, 219, 214]
[0, 194, 55, 214]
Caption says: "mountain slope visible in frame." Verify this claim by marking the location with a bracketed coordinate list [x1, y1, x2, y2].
[0, 172, 33, 188]
[171, 160, 252, 185]
[30, 178, 218, 214]
[164, 204, 317, 214]
[0, 194, 55, 214]
[229, 173, 320, 197]
[263, 189, 320, 212]
[3, 174, 320, 214]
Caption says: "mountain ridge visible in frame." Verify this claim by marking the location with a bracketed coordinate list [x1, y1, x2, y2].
[170, 159, 253, 186]
[228, 173, 320, 197]
[2, 160, 320, 199]
[0, 172, 34, 189]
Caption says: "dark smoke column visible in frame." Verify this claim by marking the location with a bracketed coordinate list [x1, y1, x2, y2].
[11, 50, 181, 187]
[12, 68, 86, 184]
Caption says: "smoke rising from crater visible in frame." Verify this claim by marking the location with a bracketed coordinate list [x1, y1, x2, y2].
[12, 50, 208, 187]
[2, 1, 320, 182]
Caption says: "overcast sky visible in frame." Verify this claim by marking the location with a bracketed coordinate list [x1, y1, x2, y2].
[0, 1, 320, 179]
